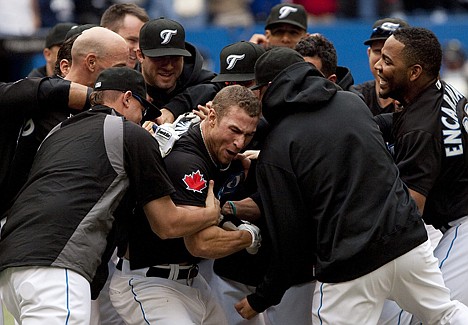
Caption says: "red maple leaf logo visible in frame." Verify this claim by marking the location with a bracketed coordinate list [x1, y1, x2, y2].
[182, 170, 207, 193]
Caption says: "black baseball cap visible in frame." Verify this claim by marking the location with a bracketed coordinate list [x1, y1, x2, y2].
[94, 67, 161, 118]
[65, 23, 97, 41]
[139, 18, 191, 57]
[363, 18, 409, 45]
[251, 47, 304, 90]
[212, 41, 266, 83]
[265, 3, 307, 31]
[45, 22, 77, 48]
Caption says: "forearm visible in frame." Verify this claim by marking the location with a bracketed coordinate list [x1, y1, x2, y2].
[223, 198, 261, 223]
[184, 226, 251, 259]
[144, 196, 219, 239]
[409, 188, 426, 214]
[68, 83, 91, 110]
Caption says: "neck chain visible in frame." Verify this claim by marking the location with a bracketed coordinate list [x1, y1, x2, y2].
[200, 122, 217, 167]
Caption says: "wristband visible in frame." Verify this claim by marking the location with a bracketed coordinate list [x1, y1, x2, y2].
[227, 200, 236, 217]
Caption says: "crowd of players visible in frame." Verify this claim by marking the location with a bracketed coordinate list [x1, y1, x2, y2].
[1, 2, 468, 325]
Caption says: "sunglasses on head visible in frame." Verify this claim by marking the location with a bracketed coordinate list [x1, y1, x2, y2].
[371, 22, 401, 38]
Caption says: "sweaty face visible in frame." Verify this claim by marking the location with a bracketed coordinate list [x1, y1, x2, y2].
[207, 106, 259, 165]
[266, 23, 307, 49]
[374, 36, 409, 102]
[116, 14, 145, 68]
[140, 55, 184, 92]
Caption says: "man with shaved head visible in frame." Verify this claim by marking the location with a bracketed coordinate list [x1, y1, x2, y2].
[65, 26, 129, 87]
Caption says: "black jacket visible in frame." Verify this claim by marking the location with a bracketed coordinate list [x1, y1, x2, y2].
[248, 62, 428, 312]
[335, 65, 354, 91]
[0, 78, 42, 214]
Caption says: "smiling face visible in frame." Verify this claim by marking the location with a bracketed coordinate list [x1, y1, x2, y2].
[204, 105, 259, 166]
[367, 39, 385, 81]
[139, 53, 184, 92]
[374, 36, 410, 103]
[116, 14, 145, 68]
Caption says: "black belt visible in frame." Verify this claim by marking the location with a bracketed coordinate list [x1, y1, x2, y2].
[116, 259, 198, 280]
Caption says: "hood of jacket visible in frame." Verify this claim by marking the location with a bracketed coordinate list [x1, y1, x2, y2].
[178, 42, 215, 90]
[262, 61, 339, 125]
[335, 65, 354, 91]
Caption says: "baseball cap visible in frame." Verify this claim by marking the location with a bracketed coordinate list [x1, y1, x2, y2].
[94, 67, 161, 118]
[45, 22, 77, 48]
[65, 23, 97, 41]
[139, 18, 191, 57]
[251, 47, 304, 90]
[363, 18, 409, 45]
[211, 41, 266, 83]
[265, 3, 307, 31]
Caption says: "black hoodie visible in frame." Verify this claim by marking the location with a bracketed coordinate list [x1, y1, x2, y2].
[247, 62, 427, 312]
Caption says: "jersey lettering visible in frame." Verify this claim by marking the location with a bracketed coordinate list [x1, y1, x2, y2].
[462, 103, 468, 134]
[441, 83, 465, 157]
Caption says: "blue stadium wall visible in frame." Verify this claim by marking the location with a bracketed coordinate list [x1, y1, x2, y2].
[3, 15, 468, 84]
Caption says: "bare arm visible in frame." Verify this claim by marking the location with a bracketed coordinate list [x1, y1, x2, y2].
[143, 180, 220, 239]
[184, 225, 252, 259]
[222, 197, 261, 223]
[409, 188, 426, 214]
[235, 298, 258, 320]
[249, 33, 269, 48]
[68, 82, 90, 110]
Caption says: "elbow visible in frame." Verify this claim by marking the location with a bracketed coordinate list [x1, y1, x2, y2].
[185, 237, 212, 258]
[150, 223, 182, 240]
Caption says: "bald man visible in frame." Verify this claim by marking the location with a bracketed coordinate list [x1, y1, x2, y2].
[65, 26, 129, 87]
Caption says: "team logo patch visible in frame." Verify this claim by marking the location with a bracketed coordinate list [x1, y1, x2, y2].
[160, 29, 177, 44]
[183, 170, 207, 193]
[226, 54, 245, 70]
[279, 6, 298, 19]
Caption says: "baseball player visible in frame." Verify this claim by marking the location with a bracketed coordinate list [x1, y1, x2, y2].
[235, 46, 468, 324]
[0, 67, 220, 324]
[109, 85, 262, 325]
[375, 27, 468, 324]
[249, 3, 309, 50]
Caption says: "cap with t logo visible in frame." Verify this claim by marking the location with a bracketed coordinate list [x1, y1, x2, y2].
[212, 41, 266, 83]
[265, 3, 307, 31]
[139, 18, 191, 57]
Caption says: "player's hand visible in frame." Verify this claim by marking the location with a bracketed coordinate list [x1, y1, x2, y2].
[238, 222, 261, 254]
[218, 213, 243, 231]
[193, 101, 212, 121]
[156, 108, 175, 125]
[249, 34, 268, 48]
[142, 121, 156, 134]
[205, 180, 221, 226]
[233, 152, 251, 179]
[235, 298, 258, 320]
[243, 150, 260, 160]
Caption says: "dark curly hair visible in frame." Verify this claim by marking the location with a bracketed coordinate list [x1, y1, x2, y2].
[295, 34, 337, 77]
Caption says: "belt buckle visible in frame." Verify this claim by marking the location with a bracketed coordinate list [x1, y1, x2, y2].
[186, 264, 199, 286]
